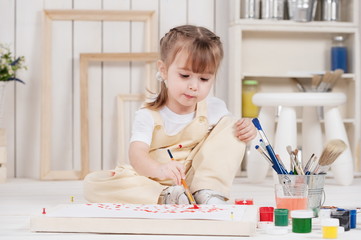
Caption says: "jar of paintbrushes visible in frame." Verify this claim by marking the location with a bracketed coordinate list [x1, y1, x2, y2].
[277, 174, 326, 217]
[252, 118, 348, 217]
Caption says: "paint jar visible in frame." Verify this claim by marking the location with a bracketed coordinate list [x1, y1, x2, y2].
[242, 80, 259, 118]
[259, 207, 274, 222]
[274, 209, 289, 226]
[322, 218, 339, 239]
[235, 198, 254, 205]
[318, 208, 331, 219]
[330, 209, 350, 231]
[291, 210, 313, 233]
[350, 209, 357, 229]
[331, 35, 348, 73]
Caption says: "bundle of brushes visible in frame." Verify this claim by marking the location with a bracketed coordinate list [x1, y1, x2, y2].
[252, 118, 288, 174]
[252, 118, 347, 176]
[293, 69, 344, 93]
[312, 139, 347, 174]
[285, 139, 347, 175]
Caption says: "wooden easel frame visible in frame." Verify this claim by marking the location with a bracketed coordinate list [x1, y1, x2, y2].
[41, 10, 158, 180]
[80, 53, 158, 178]
[117, 94, 145, 165]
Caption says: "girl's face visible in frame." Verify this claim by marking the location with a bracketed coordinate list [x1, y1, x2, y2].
[160, 50, 216, 114]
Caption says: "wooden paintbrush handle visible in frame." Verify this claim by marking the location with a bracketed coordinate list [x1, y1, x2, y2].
[181, 179, 196, 204]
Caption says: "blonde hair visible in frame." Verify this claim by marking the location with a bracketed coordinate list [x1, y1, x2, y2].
[145, 25, 223, 110]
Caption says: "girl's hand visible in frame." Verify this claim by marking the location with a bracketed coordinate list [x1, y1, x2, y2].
[157, 161, 185, 186]
[234, 118, 257, 143]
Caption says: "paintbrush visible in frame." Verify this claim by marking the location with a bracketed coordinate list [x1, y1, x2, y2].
[311, 74, 322, 92]
[313, 139, 347, 174]
[252, 118, 288, 174]
[304, 153, 315, 172]
[293, 149, 305, 175]
[317, 71, 333, 92]
[255, 145, 273, 166]
[327, 69, 344, 91]
[286, 146, 304, 175]
[304, 153, 316, 174]
[167, 149, 198, 207]
[306, 155, 319, 175]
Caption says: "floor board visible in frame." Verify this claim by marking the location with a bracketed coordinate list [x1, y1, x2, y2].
[1, 177, 360, 239]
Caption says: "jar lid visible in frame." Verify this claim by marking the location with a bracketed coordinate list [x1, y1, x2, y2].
[321, 218, 339, 227]
[274, 209, 288, 215]
[290, 210, 313, 218]
[319, 208, 331, 218]
[333, 35, 344, 42]
[243, 80, 258, 85]
[259, 207, 274, 213]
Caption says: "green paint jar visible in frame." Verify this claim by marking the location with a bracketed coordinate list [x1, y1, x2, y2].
[275, 209, 289, 226]
[291, 210, 313, 233]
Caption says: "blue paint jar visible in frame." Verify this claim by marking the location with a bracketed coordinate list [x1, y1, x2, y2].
[350, 209, 357, 229]
[331, 36, 348, 73]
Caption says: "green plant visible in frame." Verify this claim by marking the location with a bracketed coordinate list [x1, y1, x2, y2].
[0, 44, 26, 83]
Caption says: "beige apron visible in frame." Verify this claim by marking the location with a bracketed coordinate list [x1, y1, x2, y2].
[84, 100, 246, 204]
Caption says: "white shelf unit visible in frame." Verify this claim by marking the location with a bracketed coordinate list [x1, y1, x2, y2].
[229, 0, 360, 171]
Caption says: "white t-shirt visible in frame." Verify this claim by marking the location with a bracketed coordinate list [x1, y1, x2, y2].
[130, 96, 231, 145]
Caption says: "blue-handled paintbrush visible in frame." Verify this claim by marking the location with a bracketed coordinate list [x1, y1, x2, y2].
[252, 118, 288, 174]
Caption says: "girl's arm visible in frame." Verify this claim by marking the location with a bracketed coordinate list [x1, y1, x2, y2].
[234, 118, 257, 142]
[129, 141, 185, 185]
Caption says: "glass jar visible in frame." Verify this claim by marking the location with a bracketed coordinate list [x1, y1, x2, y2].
[242, 80, 259, 118]
[323, 0, 340, 21]
[331, 35, 348, 73]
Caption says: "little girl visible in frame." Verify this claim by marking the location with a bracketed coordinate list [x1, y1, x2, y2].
[84, 25, 256, 205]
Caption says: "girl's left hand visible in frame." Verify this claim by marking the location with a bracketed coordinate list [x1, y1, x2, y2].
[234, 118, 257, 143]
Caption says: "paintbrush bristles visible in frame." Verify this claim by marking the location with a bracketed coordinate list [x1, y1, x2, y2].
[318, 139, 347, 166]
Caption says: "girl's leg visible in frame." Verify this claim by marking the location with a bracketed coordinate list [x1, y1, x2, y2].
[83, 164, 165, 204]
[186, 116, 246, 199]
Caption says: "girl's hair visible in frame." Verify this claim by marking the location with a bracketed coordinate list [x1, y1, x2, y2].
[145, 25, 223, 110]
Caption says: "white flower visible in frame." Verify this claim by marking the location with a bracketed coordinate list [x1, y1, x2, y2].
[7, 66, 14, 75]
[0, 43, 26, 83]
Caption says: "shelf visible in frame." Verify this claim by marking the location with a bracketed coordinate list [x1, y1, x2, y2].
[279, 118, 355, 124]
[242, 73, 355, 80]
[230, 0, 360, 173]
[231, 19, 358, 33]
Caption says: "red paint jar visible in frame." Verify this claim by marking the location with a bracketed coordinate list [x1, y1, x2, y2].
[259, 207, 274, 222]
[235, 198, 254, 205]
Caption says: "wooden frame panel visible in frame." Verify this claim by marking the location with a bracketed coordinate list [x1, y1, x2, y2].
[0, 129, 6, 183]
[80, 54, 157, 178]
[41, 10, 157, 180]
[117, 94, 145, 165]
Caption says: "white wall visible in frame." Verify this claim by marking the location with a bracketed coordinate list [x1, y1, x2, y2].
[0, 0, 229, 178]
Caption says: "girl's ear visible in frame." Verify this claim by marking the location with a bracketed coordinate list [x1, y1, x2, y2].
[157, 60, 167, 80]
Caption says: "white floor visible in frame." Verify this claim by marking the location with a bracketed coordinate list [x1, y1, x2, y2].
[1, 176, 361, 240]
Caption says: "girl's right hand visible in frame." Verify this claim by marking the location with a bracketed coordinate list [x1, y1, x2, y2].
[157, 161, 185, 186]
